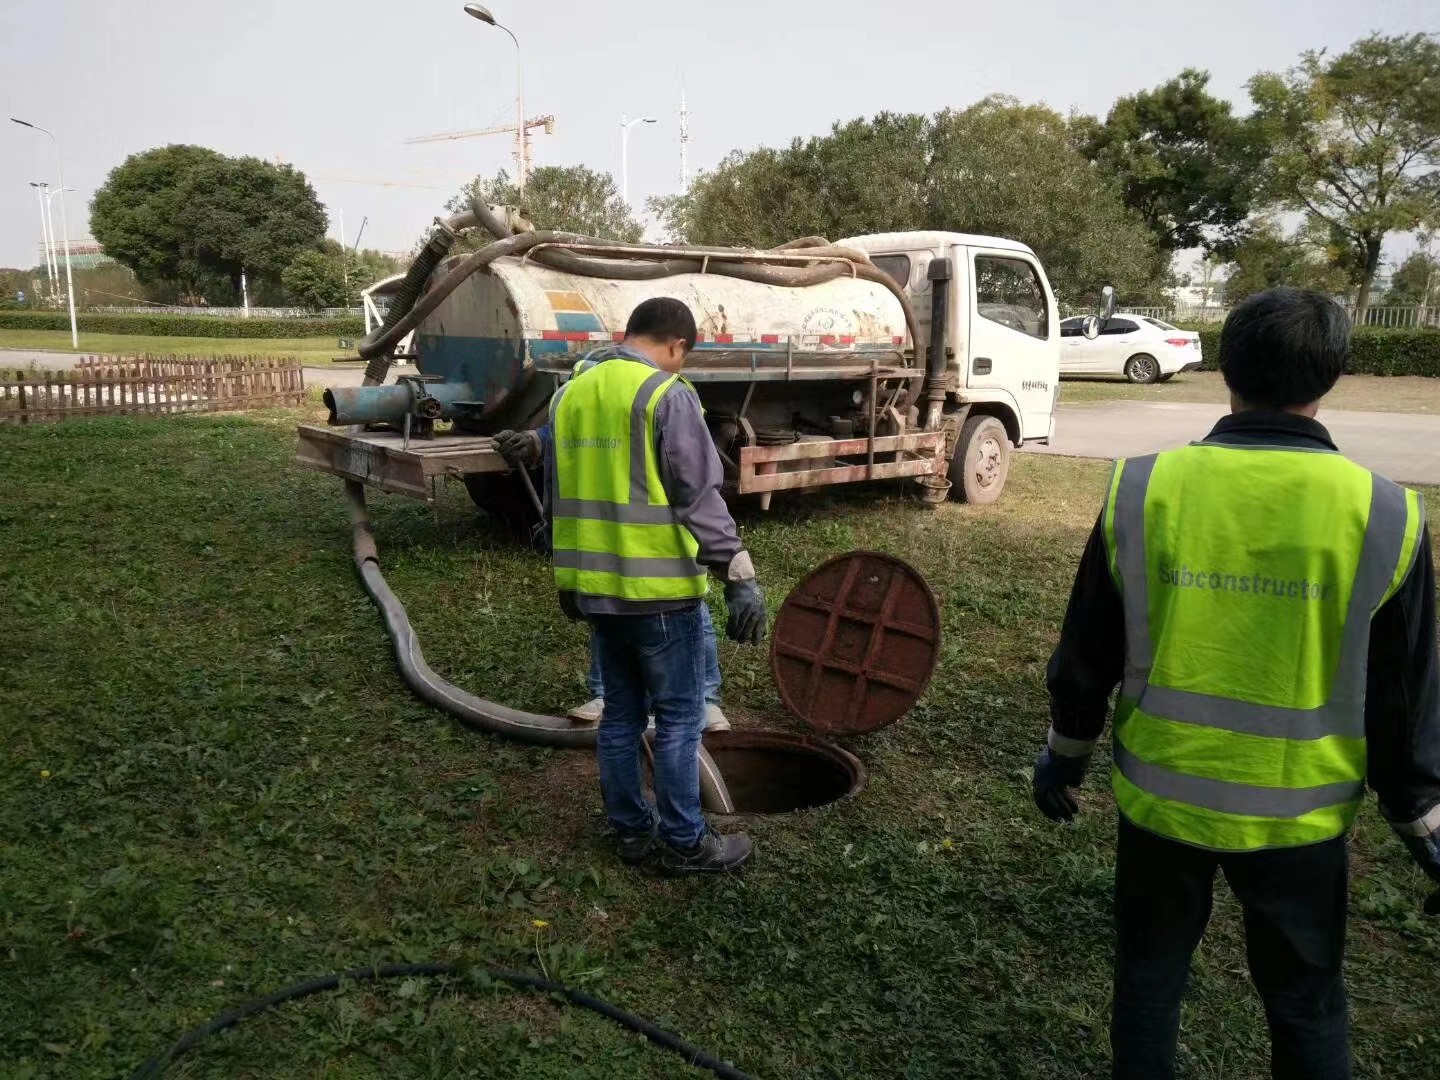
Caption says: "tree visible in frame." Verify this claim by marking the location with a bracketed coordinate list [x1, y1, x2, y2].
[90, 145, 327, 302]
[654, 100, 1170, 303]
[1382, 242, 1439, 306]
[282, 250, 348, 311]
[447, 165, 642, 244]
[928, 98, 1170, 302]
[1221, 219, 1350, 303]
[1074, 69, 1259, 254]
[1249, 33, 1440, 323]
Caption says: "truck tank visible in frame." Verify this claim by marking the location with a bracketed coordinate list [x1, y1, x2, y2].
[315, 223, 949, 516]
[411, 255, 914, 444]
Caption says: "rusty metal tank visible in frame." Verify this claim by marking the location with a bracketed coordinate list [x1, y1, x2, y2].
[412, 256, 911, 436]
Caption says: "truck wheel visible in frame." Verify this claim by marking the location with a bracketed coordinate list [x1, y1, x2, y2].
[1124, 354, 1160, 384]
[463, 471, 543, 540]
[948, 414, 1010, 505]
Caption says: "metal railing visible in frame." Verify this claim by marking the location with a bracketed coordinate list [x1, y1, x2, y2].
[1062, 303, 1440, 330]
[83, 305, 363, 319]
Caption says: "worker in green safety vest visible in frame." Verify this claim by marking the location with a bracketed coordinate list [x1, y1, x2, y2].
[520, 297, 765, 874]
[1033, 288, 1439, 1079]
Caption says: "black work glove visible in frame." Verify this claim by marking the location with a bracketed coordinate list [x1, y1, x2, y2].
[724, 579, 766, 646]
[557, 590, 583, 622]
[1032, 747, 1091, 823]
[494, 429, 542, 468]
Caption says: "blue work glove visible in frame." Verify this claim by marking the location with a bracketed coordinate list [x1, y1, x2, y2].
[1032, 747, 1090, 823]
[722, 552, 766, 645]
[494, 429, 542, 468]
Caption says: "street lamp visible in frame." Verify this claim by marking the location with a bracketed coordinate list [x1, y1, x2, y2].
[463, 4, 528, 202]
[27, 182, 56, 299]
[620, 114, 657, 207]
[12, 117, 78, 347]
[44, 187, 73, 300]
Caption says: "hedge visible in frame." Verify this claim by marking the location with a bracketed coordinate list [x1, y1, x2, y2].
[1178, 327, 1440, 379]
[0, 310, 364, 339]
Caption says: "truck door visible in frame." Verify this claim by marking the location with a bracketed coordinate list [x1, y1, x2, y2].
[965, 248, 1058, 441]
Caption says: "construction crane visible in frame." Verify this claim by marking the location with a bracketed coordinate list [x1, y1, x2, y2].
[404, 114, 555, 185]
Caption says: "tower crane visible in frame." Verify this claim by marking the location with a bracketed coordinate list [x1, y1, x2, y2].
[404, 114, 555, 182]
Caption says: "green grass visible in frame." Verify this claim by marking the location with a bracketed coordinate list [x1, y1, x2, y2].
[1060, 370, 1440, 414]
[3, 413, 1438, 1078]
[0, 329, 349, 364]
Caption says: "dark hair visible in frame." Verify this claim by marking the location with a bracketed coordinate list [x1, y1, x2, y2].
[1219, 287, 1350, 409]
[625, 297, 697, 351]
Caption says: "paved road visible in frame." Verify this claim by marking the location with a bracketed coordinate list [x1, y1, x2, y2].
[1025, 401, 1440, 486]
[0, 349, 402, 390]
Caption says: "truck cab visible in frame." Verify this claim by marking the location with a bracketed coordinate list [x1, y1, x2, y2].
[840, 232, 1061, 501]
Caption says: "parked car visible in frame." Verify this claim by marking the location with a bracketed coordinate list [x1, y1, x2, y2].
[1059, 314, 1203, 383]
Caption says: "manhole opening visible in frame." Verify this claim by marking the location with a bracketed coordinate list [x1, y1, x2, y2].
[703, 733, 864, 814]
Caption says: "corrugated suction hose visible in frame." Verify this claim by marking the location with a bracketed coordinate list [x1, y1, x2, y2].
[343, 482, 735, 808]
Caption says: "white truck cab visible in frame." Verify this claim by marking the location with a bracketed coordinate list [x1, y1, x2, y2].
[840, 232, 1064, 501]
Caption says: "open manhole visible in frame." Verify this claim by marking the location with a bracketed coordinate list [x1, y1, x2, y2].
[701, 730, 866, 814]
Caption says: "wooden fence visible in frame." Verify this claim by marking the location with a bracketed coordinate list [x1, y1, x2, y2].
[0, 355, 305, 423]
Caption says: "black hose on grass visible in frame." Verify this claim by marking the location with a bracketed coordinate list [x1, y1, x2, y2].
[128, 961, 758, 1080]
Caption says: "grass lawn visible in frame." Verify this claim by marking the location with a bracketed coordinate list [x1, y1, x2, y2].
[1061, 370, 1440, 415]
[3, 411, 1438, 1078]
[0, 329, 349, 365]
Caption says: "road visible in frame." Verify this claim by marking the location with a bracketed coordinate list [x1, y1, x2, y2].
[1026, 401, 1440, 486]
[0, 349, 395, 389]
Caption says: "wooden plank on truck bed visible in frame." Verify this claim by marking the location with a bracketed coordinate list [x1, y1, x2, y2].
[294, 424, 510, 501]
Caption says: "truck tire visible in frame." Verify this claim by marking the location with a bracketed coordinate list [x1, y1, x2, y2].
[463, 470, 543, 540]
[1124, 353, 1160, 384]
[948, 414, 1010, 505]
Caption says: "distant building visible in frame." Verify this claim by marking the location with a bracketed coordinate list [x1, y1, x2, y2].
[38, 238, 114, 270]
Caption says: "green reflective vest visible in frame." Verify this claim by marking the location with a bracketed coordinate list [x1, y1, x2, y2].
[1104, 442, 1424, 851]
[550, 357, 708, 602]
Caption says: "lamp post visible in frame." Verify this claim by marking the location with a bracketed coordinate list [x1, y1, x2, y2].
[44, 187, 73, 301]
[28, 182, 55, 299]
[12, 118, 78, 347]
[463, 5, 527, 202]
[620, 114, 657, 207]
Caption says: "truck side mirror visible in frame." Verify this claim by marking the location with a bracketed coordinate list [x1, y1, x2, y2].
[1081, 315, 1101, 340]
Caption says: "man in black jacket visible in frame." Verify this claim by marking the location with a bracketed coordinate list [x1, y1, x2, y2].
[1033, 288, 1440, 1079]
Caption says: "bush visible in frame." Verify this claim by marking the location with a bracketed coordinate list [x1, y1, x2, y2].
[1178, 326, 1440, 378]
[0, 310, 364, 339]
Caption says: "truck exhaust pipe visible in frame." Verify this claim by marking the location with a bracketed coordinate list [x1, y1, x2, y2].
[922, 255, 952, 430]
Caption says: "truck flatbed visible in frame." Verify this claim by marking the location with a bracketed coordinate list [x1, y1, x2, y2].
[295, 424, 507, 501]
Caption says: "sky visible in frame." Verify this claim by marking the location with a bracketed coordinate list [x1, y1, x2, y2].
[1, 0, 1435, 273]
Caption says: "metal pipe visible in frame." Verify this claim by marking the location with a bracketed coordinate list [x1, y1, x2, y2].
[324, 381, 474, 426]
[922, 255, 952, 430]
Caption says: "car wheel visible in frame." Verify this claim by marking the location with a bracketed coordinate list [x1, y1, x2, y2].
[1124, 354, 1160, 384]
[948, 414, 1010, 505]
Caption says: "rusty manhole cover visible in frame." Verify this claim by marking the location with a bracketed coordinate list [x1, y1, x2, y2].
[770, 551, 942, 736]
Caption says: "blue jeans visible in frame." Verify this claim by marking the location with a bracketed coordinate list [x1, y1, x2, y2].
[587, 601, 721, 704]
[590, 606, 707, 849]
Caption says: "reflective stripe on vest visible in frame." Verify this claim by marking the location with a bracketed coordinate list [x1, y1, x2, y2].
[1104, 442, 1424, 851]
[550, 357, 707, 602]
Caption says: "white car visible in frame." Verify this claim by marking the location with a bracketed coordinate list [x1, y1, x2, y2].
[1059, 314, 1203, 383]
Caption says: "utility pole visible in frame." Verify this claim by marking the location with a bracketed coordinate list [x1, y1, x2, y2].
[679, 79, 690, 189]
[464, 5, 528, 200]
[621, 113, 657, 207]
[12, 118, 78, 346]
[28, 182, 54, 299]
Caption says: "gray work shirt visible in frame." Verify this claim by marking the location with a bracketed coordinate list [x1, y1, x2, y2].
[544, 344, 743, 616]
